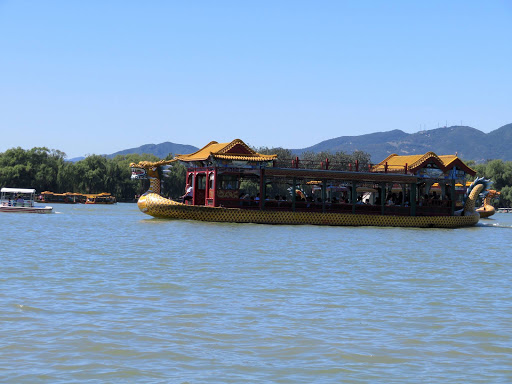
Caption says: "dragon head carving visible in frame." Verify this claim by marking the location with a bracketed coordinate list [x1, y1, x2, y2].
[130, 160, 175, 195]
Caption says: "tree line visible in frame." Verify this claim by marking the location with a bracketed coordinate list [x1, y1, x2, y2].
[1, 146, 511, 206]
[0, 147, 186, 200]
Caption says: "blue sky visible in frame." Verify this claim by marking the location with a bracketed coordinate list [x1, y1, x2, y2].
[1, 1, 511, 158]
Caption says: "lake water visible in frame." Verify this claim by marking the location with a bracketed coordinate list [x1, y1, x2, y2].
[1, 203, 511, 383]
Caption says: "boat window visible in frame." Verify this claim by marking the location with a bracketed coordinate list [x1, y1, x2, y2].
[219, 175, 239, 190]
[209, 173, 215, 189]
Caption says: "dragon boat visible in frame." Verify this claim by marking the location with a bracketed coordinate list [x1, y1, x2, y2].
[130, 139, 488, 228]
[477, 189, 500, 218]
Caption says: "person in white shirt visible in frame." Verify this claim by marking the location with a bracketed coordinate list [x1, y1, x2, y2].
[181, 185, 193, 204]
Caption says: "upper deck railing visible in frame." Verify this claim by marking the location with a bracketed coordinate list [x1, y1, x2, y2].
[273, 158, 409, 174]
[187, 158, 410, 174]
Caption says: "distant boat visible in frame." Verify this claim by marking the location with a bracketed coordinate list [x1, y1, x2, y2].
[40, 191, 82, 204]
[84, 193, 117, 204]
[38, 191, 117, 204]
[0, 188, 53, 214]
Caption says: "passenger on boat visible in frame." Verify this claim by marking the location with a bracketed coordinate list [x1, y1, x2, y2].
[181, 185, 193, 204]
[239, 193, 250, 206]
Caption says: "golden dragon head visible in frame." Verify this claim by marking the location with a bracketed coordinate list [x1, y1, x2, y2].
[130, 160, 175, 195]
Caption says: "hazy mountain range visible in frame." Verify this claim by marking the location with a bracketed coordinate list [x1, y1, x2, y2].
[70, 123, 512, 163]
[107, 142, 199, 159]
[69, 142, 199, 162]
[290, 123, 512, 162]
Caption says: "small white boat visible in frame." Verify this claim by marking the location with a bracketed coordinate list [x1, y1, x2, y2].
[0, 188, 53, 214]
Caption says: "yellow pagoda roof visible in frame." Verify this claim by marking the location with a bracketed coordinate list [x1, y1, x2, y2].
[438, 155, 461, 167]
[374, 152, 441, 170]
[174, 139, 277, 162]
[372, 152, 476, 176]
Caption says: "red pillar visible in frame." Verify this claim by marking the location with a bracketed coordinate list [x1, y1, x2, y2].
[192, 170, 197, 206]
[213, 167, 218, 207]
[206, 170, 211, 206]
[259, 169, 264, 209]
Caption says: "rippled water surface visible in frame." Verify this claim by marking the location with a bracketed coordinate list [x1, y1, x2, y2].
[1, 203, 511, 383]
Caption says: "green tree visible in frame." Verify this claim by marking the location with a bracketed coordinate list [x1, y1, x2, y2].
[499, 185, 512, 206]
[0, 147, 66, 192]
[73, 155, 109, 193]
[255, 146, 293, 159]
[56, 161, 77, 192]
[485, 160, 512, 190]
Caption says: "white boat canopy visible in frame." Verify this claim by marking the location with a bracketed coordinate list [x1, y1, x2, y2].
[1, 188, 36, 194]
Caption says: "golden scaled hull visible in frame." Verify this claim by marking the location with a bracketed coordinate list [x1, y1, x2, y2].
[137, 193, 480, 228]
